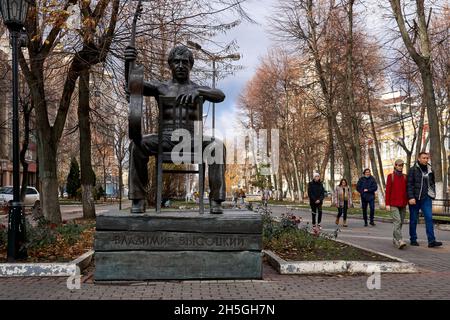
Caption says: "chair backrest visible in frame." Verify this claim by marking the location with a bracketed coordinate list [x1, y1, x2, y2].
[158, 96, 203, 135]
[158, 96, 204, 164]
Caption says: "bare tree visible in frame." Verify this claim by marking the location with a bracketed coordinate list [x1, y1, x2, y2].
[389, 0, 444, 197]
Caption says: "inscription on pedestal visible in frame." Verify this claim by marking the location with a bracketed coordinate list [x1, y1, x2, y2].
[95, 231, 261, 251]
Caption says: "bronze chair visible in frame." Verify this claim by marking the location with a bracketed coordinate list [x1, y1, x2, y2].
[156, 96, 205, 213]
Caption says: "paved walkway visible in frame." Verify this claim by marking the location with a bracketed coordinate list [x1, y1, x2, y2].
[0, 204, 449, 300]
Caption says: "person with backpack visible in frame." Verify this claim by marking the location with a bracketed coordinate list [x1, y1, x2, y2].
[308, 172, 325, 230]
[385, 159, 408, 249]
[356, 168, 378, 227]
[334, 178, 352, 227]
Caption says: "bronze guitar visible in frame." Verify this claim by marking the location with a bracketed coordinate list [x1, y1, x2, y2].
[127, 0, 144, 144]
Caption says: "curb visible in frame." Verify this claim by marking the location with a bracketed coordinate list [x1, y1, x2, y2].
[264, 245, 417, 275]
[437, 224, 450, 231]
[0, 250, 94, 277]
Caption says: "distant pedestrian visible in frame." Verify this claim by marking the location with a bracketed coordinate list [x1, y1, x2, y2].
[261, 188, 271, 207]
[308, 172, 325, 230]
[232, 189, 239, 208]
[407, 152, 443, 248]
[185, 191, 193, 203]
[385, 159, 408, 249]
[239, 189, 246, 205]
[334, 178, 352, 227]
[356, 168, 378, 227]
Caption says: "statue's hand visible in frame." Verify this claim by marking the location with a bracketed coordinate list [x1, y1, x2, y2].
[124, 46, 137, 62]
[176, 90, 200, 105]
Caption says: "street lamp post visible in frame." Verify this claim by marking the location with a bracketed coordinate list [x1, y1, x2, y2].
[186, 41, 240, 137]
[0, 0, 32, 261]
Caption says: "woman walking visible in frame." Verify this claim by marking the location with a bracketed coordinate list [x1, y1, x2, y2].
[308, 172, 325, 229]
[335, 179, 352, 227]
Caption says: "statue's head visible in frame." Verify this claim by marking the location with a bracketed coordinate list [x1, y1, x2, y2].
[168, 45, 194, 82]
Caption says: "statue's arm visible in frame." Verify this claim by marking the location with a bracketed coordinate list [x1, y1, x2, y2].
[143, 80, 160, 97]
[124, 47, 159, 98]
[197, 86, 225, 103]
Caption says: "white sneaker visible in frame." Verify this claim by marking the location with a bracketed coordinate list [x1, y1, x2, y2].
[398, 240, 407, 249]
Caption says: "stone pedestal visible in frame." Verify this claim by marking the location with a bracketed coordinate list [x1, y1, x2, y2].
[94, 210, 262, 281]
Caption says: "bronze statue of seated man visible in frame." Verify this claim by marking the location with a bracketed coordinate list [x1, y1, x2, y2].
[125, 45, 227, 214]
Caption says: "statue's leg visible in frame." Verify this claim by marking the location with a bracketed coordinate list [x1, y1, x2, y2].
[203, 137, 226, 213]
[128, 134, 159, 213]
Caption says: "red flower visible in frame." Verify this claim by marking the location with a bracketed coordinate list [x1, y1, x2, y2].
[49, 223, 57, 229]
[0, 224, 6, 230]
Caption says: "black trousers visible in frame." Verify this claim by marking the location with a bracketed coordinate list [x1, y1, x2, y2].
[362, 198, 375, 223]
[310, 203, 322, 225]
[337, 200, 348, 221]
[128, 133, 226, 201]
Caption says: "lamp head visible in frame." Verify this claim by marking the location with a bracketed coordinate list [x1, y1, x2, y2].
[0, 0, 32, 31]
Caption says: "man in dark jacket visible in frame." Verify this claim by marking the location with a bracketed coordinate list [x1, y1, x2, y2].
[407, 152, 442, 248]
[356, 168, 378, 227]
[308, 172, 325, 229]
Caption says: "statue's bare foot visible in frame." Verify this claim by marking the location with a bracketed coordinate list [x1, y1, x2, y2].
[210, 200, 223, 214]
[131, 199, 145, 213]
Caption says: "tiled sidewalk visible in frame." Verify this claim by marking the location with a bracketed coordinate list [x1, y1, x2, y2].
[0, 204, 449, 300]
[0, 264, 449, 300]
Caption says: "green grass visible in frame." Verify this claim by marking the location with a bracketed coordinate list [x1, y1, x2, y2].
[433, 215, 450, 222]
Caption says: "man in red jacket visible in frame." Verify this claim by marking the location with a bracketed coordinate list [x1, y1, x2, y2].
[385, 159, 408, 249]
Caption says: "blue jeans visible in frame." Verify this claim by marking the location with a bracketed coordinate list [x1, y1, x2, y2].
[409, 195, 435, 243]
[361, 198, 375, 224]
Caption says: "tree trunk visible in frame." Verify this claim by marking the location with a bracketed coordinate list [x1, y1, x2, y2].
[277, 173, 283, 200]
[78, 69, 96, 219]
[103, 154, 107, 201]
[346, 0, 362, 175]
[421, 68, 443, 197]
[415, 104, 426, 159]
[366, 87, 385, 189]
[37, 132, 61, 224]
[440, 127, 447, 198]
[328, 116, 335, 190]
[118, 164, 123, 210]
[272, 174, 278, 194]
[289, 150, 302, 202]
[369, 147, 385, 207]
[20, 103, 32, 203]
[332, 115, 352, 184]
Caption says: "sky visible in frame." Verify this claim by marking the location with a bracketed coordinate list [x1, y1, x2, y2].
[203, 0, 394, 139]
[202, 0, 277, 138]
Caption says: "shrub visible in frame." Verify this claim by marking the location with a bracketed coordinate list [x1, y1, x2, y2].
[56, 223, 85, 245]
[21, 216, 91, 251]
[23, 217, 57, 250]
[66, 157, 81, 199]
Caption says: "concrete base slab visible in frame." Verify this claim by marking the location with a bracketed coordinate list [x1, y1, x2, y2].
[0, 250, 94, 277]
[95, 210, 263, 281]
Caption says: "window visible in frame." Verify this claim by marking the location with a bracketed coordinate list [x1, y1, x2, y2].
[26, 187, 37, 195]
[0, 187, 13, 194]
